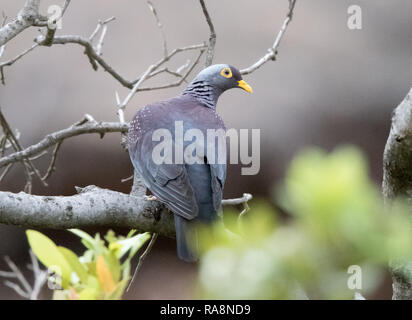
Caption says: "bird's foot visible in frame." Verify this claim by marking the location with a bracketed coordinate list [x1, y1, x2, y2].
[144, 195, 157, 201]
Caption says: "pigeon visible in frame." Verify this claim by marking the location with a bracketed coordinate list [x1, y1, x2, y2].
[128, 64, 252, 262]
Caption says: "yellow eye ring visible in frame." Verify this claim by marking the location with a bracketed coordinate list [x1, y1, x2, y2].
[220, 67, 232, 78]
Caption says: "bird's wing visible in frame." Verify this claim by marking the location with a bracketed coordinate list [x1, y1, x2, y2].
[130, 133, 199, 220]
[209, 163, 226, 211]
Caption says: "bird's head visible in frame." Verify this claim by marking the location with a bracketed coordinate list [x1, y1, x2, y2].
[193, 64, 253, 93]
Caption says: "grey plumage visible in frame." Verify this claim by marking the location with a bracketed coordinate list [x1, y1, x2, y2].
[128, 64, 252, 262]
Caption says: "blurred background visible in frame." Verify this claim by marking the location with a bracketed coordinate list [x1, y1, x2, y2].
[0, 0, 411, 299]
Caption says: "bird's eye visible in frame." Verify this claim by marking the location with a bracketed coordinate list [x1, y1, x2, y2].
[220, 67, 232, 78]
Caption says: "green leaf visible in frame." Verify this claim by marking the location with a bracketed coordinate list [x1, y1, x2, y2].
[113, 232, 151, 260]
[103, 251, 121, 283]
[77, 287, 98, 300]
[58, 246, 88, 284]
[126, 229, 137, 238]
[69, 229, 98, 250]
[87, 275, 100, 291]
[108, 279, 128, 300]
[26, 230, 72, 289]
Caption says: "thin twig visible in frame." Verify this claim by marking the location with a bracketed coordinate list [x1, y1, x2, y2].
[127, 233, 158, 291]
[61, 0, 72, 17]
[121, 175, 134, 183]
[221, 193, 253, 206]
[41, 141, 62, 181]
[221, 193, 253, 220]
[0, 252, 47, 300]
[28, 250, 47, 300]
[135, 49, 205, 92]
[0, 116, 128, 169]
[0, 43, 39, 85]
[94, 17, 116, 56]
[147, 1, 168, 57]
[117, 64, 156, 149]
[0, 108, 47, 189]
[49, 35, 206, 88]
[199, 0, 216, 67]
[118, 65, 156, 112]
[4, 256, 32, 295]
[89, 17, 116, 43]
[0, 43, 39, 68]
[4, 280, 29, 298]
[240, 0, 297, 75]
[0, 163, 13, 181]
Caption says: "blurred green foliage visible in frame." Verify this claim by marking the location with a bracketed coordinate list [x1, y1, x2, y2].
[26, 229, 150, 300]
[197, 146, 412, 299]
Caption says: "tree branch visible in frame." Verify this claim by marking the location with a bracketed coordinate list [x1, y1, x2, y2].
[0, 251, 47, 300]
[0, 116, 128, 169]
[147, 1, 167, 57]
[0, 0, 42, 47]
[0, 185, 175, 236]
[383, 88, 412, 300]
[35, 34, 205, 89]
[0, 183, 252, 238]
[199, 0, 216, 67]
[240, 0, 297, 75]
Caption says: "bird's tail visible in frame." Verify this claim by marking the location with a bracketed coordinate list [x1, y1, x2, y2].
[174, 215, 198, 262]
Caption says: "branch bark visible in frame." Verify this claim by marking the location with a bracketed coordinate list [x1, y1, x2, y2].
[0, 183, 252, 238]
[0, 0, 42, 46]
[0, 185, 175, 237]
[383, 87, 412, 300]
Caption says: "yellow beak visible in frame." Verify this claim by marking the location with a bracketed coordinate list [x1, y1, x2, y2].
[237, 80, 253, 93]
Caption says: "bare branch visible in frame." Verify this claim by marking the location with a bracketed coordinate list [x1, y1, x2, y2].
[147, 1, 168, 57]
[0, 252, 47, 300]
[127, 232, 158, 291]
[41, 28, 56, 47]
[1, 12, 7, 27]
[0, 43, 39, 85]
[0, 163, 13, 182]
[0, 116, 128, 169]
[121, 175, 134, 183]
[382, 88, 412, 299]
[117, 65, 156, 115]
[4, 280, 29, 299]
[0, 270, 15, 278]
[0, 183, 252, 239]
[221, 193, 252, 206]
[41, 141, 62, 181]
[136, 49, 205, 92]
[39, 34, 205, 88]
[0, 185, 175, 236]
[61, 0, 72, 18]
[116, 64, 156, 148]
[0, 108, 46, 190]
[0, 43, 39, 68]
[91, 17, 116, 56]
[28, 250, 47, 300]
[4, 256, 32, 294]
[199, 0, 216, 67]
[1, 3, 206, 90]
[0, 0, 42, 46]
[240, 0, 297, 75]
